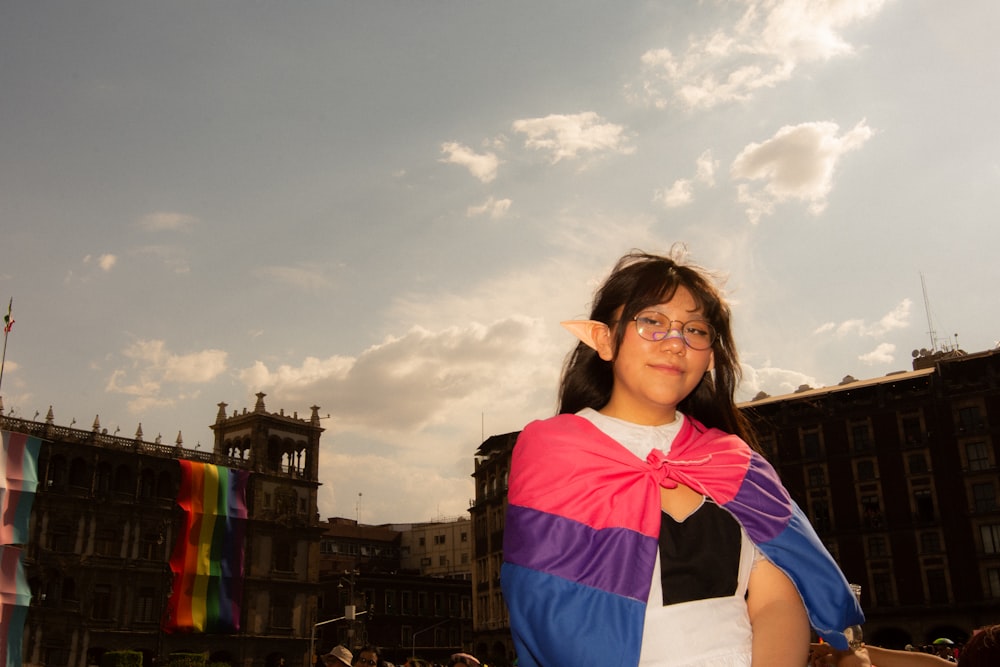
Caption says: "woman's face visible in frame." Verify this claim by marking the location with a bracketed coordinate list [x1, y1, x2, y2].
[597, 285, 714, 425]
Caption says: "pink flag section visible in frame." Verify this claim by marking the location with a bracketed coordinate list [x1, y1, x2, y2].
[0, 430, 41, 546]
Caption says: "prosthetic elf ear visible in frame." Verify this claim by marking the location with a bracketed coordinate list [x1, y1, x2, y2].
[561, 320, 613, 360]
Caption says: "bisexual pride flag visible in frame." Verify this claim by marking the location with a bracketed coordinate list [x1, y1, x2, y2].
[164, 461, 250, 633]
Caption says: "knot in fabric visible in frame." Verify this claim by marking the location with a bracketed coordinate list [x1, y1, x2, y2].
[646, 448, 713, 489]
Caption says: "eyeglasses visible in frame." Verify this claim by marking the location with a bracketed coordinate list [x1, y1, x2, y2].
[633, 310, 716, 350]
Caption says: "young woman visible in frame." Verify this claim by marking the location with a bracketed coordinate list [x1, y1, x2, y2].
[501, 248, 864, 667]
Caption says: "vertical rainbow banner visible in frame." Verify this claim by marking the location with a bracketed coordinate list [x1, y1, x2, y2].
[164, 461, 250, 633]
[0, 430, 40, 667]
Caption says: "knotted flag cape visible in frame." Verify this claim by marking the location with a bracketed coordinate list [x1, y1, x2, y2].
[501, 414, 863, 667]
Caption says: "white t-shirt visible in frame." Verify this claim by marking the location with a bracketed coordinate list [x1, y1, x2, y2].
[578, 408, 755, 667]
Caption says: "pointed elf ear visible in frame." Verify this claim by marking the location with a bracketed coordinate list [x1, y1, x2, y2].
[560, 320, 612, 356]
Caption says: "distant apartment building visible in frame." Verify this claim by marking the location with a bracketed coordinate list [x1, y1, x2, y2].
[396, 516, 473, 580]
[315, 517, 473, 664]
[470, 346, 1000, 660]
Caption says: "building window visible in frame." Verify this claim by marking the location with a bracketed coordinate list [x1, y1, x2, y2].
[434, 535, 446, 545]
[417, 591, 428, 615]
[419, 537, 426, 547]
[867, 536, 888, 558]
[926, 568, 948, 603]
[801, 429, 822, 459]
[966, 441, 991, 472]
[919, 531, 942, 554]
[384, 590, 396, 615]
[973, 483, 998, 513]
[92, 583, 112, 620]
[270, 594, 293, 630]
[856, 460, 876, 482]
[273, 541, 295, 572]
[914, 488, 935, 522]
[49, 521, 75, 553]
[907, 453, 929, 474]
[872, 570, 894, 607]
[461, 532, 468, 542]
[861, 495, 883, 529]
[850, 422, 874, 452]
[982, 524, 1000, 554]
[987, 568, 1000, 598]
[958, 405, 983, 431]
[94, 526, 118, 557]
[807, 466, 826, 487]
[401, 590, 412, 614]
[900, 414, 923, 445]
[135, 587, 156, 623]
[809, 498, 830, 532]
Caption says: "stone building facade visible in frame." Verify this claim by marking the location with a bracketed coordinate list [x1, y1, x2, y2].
[6, 393, 324, 667]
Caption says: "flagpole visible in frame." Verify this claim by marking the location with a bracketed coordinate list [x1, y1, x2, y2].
[0, 297, 12, 396]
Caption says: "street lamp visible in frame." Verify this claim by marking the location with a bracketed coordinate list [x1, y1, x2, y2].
[411, 618, 450, 662]
[309, 610, 368, 666]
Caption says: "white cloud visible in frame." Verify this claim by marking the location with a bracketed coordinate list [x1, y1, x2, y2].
[439, 142, 500, 183]
[820, 299, 912, 338]
[633, 0, 891, 110]
[654, 179, 694, 208]
[739, 362, 821, 401]
[512, 112, 634, 163]
[239, 317, 549, 436]
[654, 150, 718, 208]
[81, 253, 117, 272]
[859, 342, 896, 365]
[467, 196, 512, 219]
[731, 119, 874, 223]
[138, 211, 199, 232]
[255, 263, 334, 291]
[98, 254, 117, 271]
[135, 245, 190, 274]
[106, 339, 228, 413]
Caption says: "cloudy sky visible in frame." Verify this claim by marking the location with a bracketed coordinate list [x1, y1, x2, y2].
[2, 1, 998, 525]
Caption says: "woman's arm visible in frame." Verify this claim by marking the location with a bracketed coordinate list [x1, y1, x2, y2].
[747, 557, 810, 667]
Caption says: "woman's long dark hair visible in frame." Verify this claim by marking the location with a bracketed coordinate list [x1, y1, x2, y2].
[558, 248, 758, 449]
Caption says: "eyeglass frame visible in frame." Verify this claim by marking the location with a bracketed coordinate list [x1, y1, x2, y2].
[631, 310, 716, 350]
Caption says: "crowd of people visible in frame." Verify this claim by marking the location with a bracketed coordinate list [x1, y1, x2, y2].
[319, 645, 482, 667]
[810, 624, 1000, 666]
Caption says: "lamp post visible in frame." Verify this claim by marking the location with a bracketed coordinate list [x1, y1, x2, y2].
[309, 610, 368, 666]
[411, 618, 450, 662]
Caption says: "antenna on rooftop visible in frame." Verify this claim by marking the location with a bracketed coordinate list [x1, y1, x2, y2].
[920, 272, 956, 354]
[920, 272, 938, 352]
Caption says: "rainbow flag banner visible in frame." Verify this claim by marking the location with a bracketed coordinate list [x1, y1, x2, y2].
[0, 430, 40, 546]
[0, 546, 29, 667]
[164, 461, 250, 633]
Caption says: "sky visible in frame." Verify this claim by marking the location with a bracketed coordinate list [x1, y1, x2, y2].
[2, 0, 999, 526]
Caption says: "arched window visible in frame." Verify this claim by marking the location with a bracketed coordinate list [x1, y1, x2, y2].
[156, 471, 174, 499]
[139, 469, 155, 499]
[96, 462, 112, 493]
[114, 464, 134, 494]
[68, 458, 89, 489]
